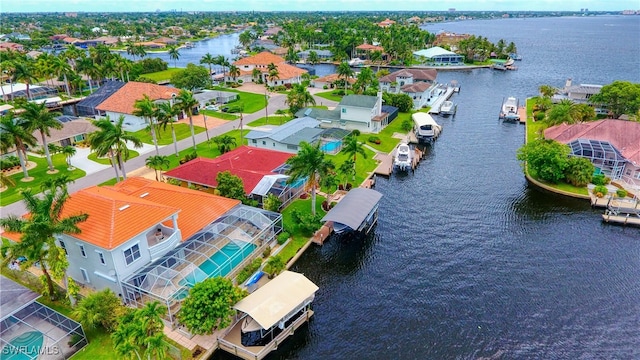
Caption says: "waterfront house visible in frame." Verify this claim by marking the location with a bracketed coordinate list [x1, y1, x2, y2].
[94, 81, 180, 131]
[552, 78, 602, 104]
[298, 92, 389, 134]
[354, 43, 385, 59]
[231, 51, 307, 86]
[1, 276, 88, 359]
[379, 68, 439, 109]
[544, 119, 640, 190]
[245, 116, 350, 154]
[76, 80, 126, 117]
[413, 47, 464, 65]
[164, 146, 305, 208]
[310, 73, 356, 89]
[217, 271, 319, 360]
[297, 49, 333, 61]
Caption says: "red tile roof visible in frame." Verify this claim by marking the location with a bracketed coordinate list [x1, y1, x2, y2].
[544, 119, 640, 165]
[234, 51, 285, 66]
[95, 82, 180, 115]
[356, 44, 384, 52]
[164, 146, 293, 194]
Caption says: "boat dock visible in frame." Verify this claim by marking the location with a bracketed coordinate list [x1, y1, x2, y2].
[428, 85, 456, 114]
[373, 145, 424, 176]
[597, 195, 640, 226]
[518, 106, 527, 124]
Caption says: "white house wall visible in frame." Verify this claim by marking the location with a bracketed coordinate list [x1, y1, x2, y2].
[248, 138, 298, 153]
[104, 112, 147, 132]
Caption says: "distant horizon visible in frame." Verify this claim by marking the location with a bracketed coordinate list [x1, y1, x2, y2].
[2, 0, 639, 14]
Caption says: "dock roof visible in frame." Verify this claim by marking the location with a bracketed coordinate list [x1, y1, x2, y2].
[233, 271, 318, 330]
[322, 188, 383, 231]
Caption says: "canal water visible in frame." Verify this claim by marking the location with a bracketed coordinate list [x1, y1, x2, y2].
[212, 16, 640, 359]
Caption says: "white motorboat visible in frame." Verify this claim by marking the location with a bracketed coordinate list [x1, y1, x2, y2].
[499, 96, 520, 121]
[394, 142, 412, 172]
[440, 100, 456, 116]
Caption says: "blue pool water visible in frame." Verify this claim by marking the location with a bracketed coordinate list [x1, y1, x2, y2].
[179, 242, 256, 288]
[321, 141, 341, 153]
[2, 331, 44, 360]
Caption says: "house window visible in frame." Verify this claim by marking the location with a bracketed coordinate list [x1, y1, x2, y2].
[79, 244, 87, 257]
[124, 244, 141, 265]
[635, 171, 640, 180]
[97, 251, 106, 265]
[273, 142, 275, 147]
[59, 240, 68, 256]
[80, 268, 90, 283]
[262, 141, 266, 145]
[342, 108, 346, 113]
[252, 139, 257, 144]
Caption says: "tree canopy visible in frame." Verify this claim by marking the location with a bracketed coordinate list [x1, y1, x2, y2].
[178, 277, 247, 335]
[589, 80, 640, 119]
[215, 170, 246, 201]
[170, 63, 210, 91]
[516, 139, 570, 183]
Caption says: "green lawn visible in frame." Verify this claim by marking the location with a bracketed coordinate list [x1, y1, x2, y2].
[87, 150, 139, 165]
[314, 90, 354, 102]
[327, 147, 378, 188]
[138, 68, 183, 82]
[0, 154, 86, 206]
[212, 87, 267, 114]
[356, 111, 412, 153]
[279, 196, 327, 264]
[131, 123, 205, 145]
[247, 115, 293, 127]
[200, 110, 239, 120]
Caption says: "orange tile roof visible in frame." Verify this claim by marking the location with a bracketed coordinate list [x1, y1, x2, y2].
[61, 186, 179, 250]
[238, 63, 306, 80]
[234, 51, 285, 66]
[95, 82, 180, 115]
[110, 177, 241, 241]
[356, 44, 384, 52]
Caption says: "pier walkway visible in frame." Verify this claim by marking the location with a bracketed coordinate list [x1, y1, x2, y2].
[428, 86, 455, 114]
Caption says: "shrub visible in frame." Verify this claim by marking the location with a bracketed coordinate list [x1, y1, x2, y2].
[238, 79, 243, 84]
[321, 200, 329, 211]
[323, 85, 328, 90]
[277, 231, 290, 245]
[535, 111, 546, 121]
[401, 118, 413, 132]
[291, 209, 323, 236]
[299, 192, 309, 199]
[68, 333, 83, 348]
[0, 156, 20, 170]
[346, 183, 353, 190]
[262, 246, 271, 258]
[236, 258, 263, 284]
[616, 189, 628, 198]
[368, 136, 381, 144]
[593, 185, 609, 198]
[592, 174, 606, 186]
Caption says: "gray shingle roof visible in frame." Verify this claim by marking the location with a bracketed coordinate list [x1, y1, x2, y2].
[339, 95, 378, 109]
[281, 127, 324, 145]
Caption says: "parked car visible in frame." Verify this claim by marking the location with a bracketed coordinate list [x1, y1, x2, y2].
[221, 106, 230, 112]
[205, 105, 219, 111]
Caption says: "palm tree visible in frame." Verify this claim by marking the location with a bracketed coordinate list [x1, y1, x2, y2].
[267, 68, 280, 87]
[285, 83, 316, 114]
[176, 89, 199, 151]
[22, 102, 63, 172]
[215, 55, 229, 85]
[77, 56, 99, 94]
[370, 50, 383, 72]
[228, 65, 240, 82]
[200, 53, 216, 78]
[307, 50, 320, 65]
[145, 155, 170, 181]
[239, 30, 254, 48]
[338, 158, 356, 188]
[154, 101, 179, 156]
[62, 145, 76, 169]
[251, 68, 262, 83]
[539, 84, 558, 98]
[0, 111, 37, 179]
[285, 141, 335, 216]
[212, 134, 237, 154]
[89, 116, 143, 181]
[51, 56, 73, 97]
[0, 172, 15, 189]
[0, 185, 88, 300]
[11, 61, 38, 100]
[341, 134, 367, 180]
[337, 61, 354, 94]
[133, 94, 160, 155]
[167, 45, 180, 68]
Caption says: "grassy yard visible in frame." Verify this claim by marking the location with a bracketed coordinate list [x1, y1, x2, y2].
[356, 112, 412, 153]
[199, 110, 239, 120]
[131, 123, 205, 145]
[279, 196, 327, 264]
[247, 115, 293, 127]
[88, 150, 139, 165]
[0, 154, 86, 206]
[314, 89, 354, 102]
[327, 147, 378, 188]
[212, 87, 267, 114]
[138, 68, 183, 82]
[524, 98, 589, 196]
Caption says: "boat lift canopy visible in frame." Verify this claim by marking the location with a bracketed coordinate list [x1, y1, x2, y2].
[321, 188, 383, 231]
[233, 271, 318, 330]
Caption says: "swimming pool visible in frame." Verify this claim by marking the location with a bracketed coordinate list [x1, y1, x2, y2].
[1, 331, 44, 360]
[179, 241, 256, 288]
[321, 141, 341, 153]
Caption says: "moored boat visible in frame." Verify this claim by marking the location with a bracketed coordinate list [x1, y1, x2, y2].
[499, 96, 520, 121]
[413, 112, 442, 143]
[440, 100, 456, 116]
[394, 141, 412, 172]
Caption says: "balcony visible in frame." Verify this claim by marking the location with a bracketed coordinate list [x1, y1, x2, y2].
[147, 227, 180, 260]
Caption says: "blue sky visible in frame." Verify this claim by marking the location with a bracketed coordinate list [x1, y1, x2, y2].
[2, 0, 638, 13]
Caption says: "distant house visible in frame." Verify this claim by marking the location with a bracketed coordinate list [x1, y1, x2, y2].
[193, 90, 238, 107]
[31, 116, 98, 148]
[0, 42, 24, 52]
[153, 37, 178, 45]
[379, 68, 439, 108]
[544, 119, 640, 189]
[164, 146, 304, 208]
[76, 80, 126, 117]
[297, 49, 333, 61]
[95, 81, 180, 131]
[354, 43, 384, 59]
[552, 78, 602, 104]
[0, 83, 58, 101]
[413, 47, 464, 65]
[297, 92, 390, 134]
[378, 18, 396, 28]
[311, 73, 356, 89]
[231, 51, 307, 86]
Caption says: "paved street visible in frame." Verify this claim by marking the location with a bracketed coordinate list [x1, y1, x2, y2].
[0, 84, 338, 217]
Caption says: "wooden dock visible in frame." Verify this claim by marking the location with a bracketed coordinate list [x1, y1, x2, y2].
[518, 106, 527, 124]
[373, 145, 425, 176]
[602, 212, 640, 226]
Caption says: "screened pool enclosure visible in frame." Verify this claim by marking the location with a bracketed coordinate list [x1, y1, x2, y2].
[569, 139, 627, 180]
[121, 206, 282, 326]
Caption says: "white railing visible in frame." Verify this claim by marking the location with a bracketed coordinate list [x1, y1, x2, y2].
[148, 232, 180, 260]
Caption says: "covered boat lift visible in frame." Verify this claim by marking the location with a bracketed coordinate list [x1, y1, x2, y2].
[217, 271, 318, 360]
[412, 112, 442, 144]
[321, 188, 383, 234]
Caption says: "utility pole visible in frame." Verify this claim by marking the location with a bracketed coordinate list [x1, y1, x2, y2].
[264, 87, 269, 124]
[203, 113, 210, 149]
